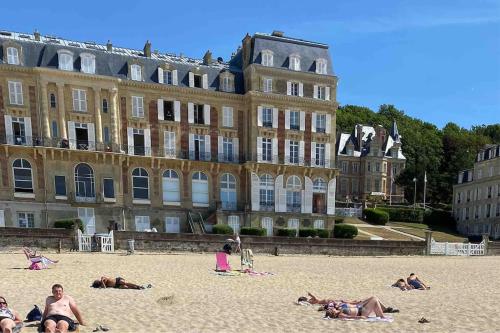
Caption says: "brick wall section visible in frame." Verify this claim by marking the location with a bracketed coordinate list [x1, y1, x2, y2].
[238, 110, 244, 161]
[210, 107, 218, 158]
[0, 86, 5, 143]
[180, 103, 189, 153]
[120, 97, 127, 148]
[122, 165, 128, 194]
[278, 110, 285, 160]
[304, 113, 312, 164]
[29, 86, 39, 138]
[148, 100, 159, 156]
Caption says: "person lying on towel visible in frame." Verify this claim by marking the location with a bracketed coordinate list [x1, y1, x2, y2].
[91, 276, 151, 290]
[324, 296, 391, 319]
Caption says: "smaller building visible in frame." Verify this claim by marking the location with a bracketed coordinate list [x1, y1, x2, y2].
[336, 121, 406, 203]
[453, 144, 500, 239]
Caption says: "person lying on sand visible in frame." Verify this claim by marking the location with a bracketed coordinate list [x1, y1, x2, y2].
[0, 296, 22, 333]
[407, 273, 430, 290]
[324, 296, 389, 319]
[91, 276, 151, 290]
[42, 284, 85, 333]
[392, 278, 414, 290]
[299, 293, 399, 313]
[298, 292, 360, 305]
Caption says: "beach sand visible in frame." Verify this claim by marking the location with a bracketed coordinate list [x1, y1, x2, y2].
[1, 250, 499, 333]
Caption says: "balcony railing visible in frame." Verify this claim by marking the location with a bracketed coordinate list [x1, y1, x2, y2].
[221, 201, 237, 211]
[286, 204, 301, 213]
[259, 202, 275, 212]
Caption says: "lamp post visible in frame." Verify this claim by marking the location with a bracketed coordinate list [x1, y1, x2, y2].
[413, 177, 417, 209]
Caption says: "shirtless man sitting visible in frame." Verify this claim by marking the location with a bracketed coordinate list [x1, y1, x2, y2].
[91, 276, 147, 290]
[42, 284, 85, 333]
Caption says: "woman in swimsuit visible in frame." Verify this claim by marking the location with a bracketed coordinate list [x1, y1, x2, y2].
[325, 296, 388, 319]
[392, 278, 414, 290]
[91, 276, 147, 289]
[0, 296, 22, 333]
[407, 273, 430, 290]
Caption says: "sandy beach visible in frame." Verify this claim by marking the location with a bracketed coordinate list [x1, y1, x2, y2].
[1, 250, 499, 333]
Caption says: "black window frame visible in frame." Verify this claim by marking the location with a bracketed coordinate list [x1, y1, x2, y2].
[54, 175, 66, 196]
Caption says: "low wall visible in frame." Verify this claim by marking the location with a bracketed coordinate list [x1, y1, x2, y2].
[488, 242, 500, 255]
[0, 227, 74, 249]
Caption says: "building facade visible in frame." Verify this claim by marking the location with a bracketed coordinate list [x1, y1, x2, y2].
[336, 122, 405, 203]
[0, 30, 338, 235]
[453, 144, 500, 239]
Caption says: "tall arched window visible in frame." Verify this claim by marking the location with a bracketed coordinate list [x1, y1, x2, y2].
[316, 58, 327, 74]
[130, 64, 142, 81]
[312, 178, 327, 214]
[162, 169, 180, 204]
[286, 175, 302, 212]
[259, 174, 274, 211]
[132, 168, 149, 200]
[289, 54, 301, 71]
[261, 217, 273, 237]
[220, 173, 236, 210]
[13, 159, 33, 193]
[192, 171, 209, 206]
[58, 50, 74, 71]
[261, 50, 274, 67]
[74, 163, 95, 200]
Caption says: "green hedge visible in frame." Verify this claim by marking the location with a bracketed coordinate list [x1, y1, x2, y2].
[212, 224, 234, 235]
[277, 228, 297, 237]
[424, 209, 455, 228]
[54, 219, 83, 231]
[240, 227, 267, 236]
[333, 224, 358, 239]
[334, 218, 345, 224]
[298, 228, 317, 237]
[363, 208, 389, 225]
[378, 207, 424, 223]
[316, 229, 330, 238]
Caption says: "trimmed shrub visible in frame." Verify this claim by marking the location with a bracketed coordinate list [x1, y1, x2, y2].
[54, 219, 83, 232]
[424, 209, 455, 229]
[298, 228, 317, 237]
[277, 228, 297, 237]
[316, 229, 330, 238]
[333, 224, 358, 239]
[212, 224, 234, 235]
[467, 235, 483, 243]
[377, 207, 424, 223]
[334, 218, 345, 224]
[363, 208, 389, 225]
[240, 227, 266, 236]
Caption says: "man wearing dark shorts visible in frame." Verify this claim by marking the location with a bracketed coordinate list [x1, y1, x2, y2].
[42, 284, 85, 333]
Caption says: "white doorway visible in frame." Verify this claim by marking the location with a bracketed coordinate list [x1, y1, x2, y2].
[227, 215, 240, 234]
[165, 216, 180, 233]
[135, 216, 150, 231]
[287, 218, 299, 236]
[78, 207, 95, 234]
[0, 210, 4, 227]
[261, 217, 273, 237]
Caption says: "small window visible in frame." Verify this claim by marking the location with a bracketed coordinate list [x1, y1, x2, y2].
[263, 77, 272, 93]
[262, 107, 273, 128]
[220, 75, 233, 92]
[50, 93, 57, 108]
[289, 55, 300, 71]
[261, 50, 273, 67]
[131, 64, 142, 81]
[58, 50, 74, 71]
[102, 99, 108, 113]
[222, 106, 233, 127]
[132, 96, 144, 118]
[72, 89, 87, 112]
[289, 111, 300, 130]
[7, 47, 20, 65]
[162, 100, 175, 121]
[18, 212, 34, 228]
[163, 70, 173, 85]
[103, 178, 115, 198]
[8, 81, 23, 105]
[193, 104, 205, 124]
[289, 141, 299, 164]
[316, 114, 326, 133]
[289, 82, 299, 96]
[103, 127, 110, 144]
[316, 86, 326, 100]
[194, 74, 202, 88]
[80, 53, 96, 74]
[316, 58, 327, 74]
[52, 121, 58, 138]
[54, 175, 66, 196]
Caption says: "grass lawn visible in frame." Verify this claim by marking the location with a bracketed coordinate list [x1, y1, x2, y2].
[387, 222, 429, 229]
[355, 227, 415, 241]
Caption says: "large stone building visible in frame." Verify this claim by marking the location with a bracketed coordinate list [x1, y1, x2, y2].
[454, 144, 500, 239]
[0, 30, 338, 235]
[336, 122, 405, 202]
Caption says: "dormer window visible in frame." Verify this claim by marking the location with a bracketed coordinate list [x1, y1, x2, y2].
[131, 64, 142, 81]
[261, 50, 274, 67]
[289, 54, 300, 71]
[158, 67, 178, 85]
[58, 50, 74, 71]
[316, 58, 327, 74]
[7, 47, 20, 65]
[80, 53, 95, 74]
[189, 72, 208, 89]
[219, 72, 234, 92]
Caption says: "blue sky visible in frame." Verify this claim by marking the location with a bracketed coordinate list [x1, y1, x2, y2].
[1, 0, 498, 129]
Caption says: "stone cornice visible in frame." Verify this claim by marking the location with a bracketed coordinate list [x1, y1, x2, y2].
[245, 91, 338, 110]
[245, 64, 338, 84]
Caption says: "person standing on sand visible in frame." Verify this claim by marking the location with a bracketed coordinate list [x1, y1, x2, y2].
[42, 284, 85, 333]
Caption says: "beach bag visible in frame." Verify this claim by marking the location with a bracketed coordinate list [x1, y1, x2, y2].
[26, 305, 42, 321]
[29, 262, 41, 270]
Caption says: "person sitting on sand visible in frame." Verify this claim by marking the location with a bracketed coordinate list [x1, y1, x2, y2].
[0, 296, 22, 333]
[392, 278, 414, 290]
[91, 276, 151, 290]
[42, 284, 85, 333]
[299, 293, 399, 313]
[23, 247, 58, 264]
[407, 273, 430, 290]
[324, 296, 390, 319]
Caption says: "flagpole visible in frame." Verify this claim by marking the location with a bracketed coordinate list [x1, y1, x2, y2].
[423, 171, 427, 209]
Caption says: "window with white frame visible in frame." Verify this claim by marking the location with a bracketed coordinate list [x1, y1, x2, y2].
[192, 171, 209, 205]
[72, 89, 87, 112]
[341, 161, 348, 173]
[262, 138, 272, 162]
[7, 47, 20, 65]
[289, 82, 299, 96]
[221, 76, 232, 92]
[11, 117, 26, 145]
[18, 212, 34, 228]
[313, 219, 325, 229]
[80, 53, 96, 74]
[52, 121, 58, 138]
[162, 169, 180, 203]
[289, 111, 300, 130]
[289, 141, 299, 164]
[134, 216, 150, 231]
[132, 96, 144, 118]
[132, 168, 149, 200]
[220, 173, 237, 210]
[263, 77, 272, 93]
[223, 137, 234, 162]
[58, 50, 74, 71]
[316, 86, 326, 100]
[163, 70, 173, 85]
[261, 50, 273, 67]
[13, 159, 33, 193]
[222, 106, 233, 127]
[288, 219, 299, 236]
[131, 64, 142, 81]
[316, 114, 326, 133]
[74, 163, 95, 199]
[227, 215, 240, 234]
[289, 55, 300, 71]
[262, 107, 273, 127]
[316, 58, 327, 74]
[286, 176, 302, 212]
[259, 174, 274, 209]
[8, 81, 23, 105]
[164, 131, 176, 157]
[315, 143, 325, 166]
[165, 216, 180, 233]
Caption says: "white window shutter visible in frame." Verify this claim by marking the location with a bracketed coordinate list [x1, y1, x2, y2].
[172, 70, 178, 85]
[274, 175, 284, 212]
[325, 86, 331, 101]
[164, 131, 176, 157]
[311, 142, 317, 167]
[286, 81, 291, 95]
[188, 72, 194, 87]
[257, 106, 263, 126]
[284, 139, 290, 165]
[218, 136, 223, 162]
[272, 138, 278, 164]
[158, 67, 164, 84]
[204, 135, 211, 161]
[300, 111, 305, 131]
[204, 104, 210, 125]
[325, 143, 331, 168]
[312, 113, 317, 133]
[4, 115, 13, 144]
[298, 82, 304, 97]
[257, 137, 262, 162]
[304, 176, 313, 213]
[251, 173, 260, 211]
[144, 128, 151, 156]
[326, 114, 331, 134]
[68, 121, 76, 149]
[24, 117, 32, 146]
[233, 138, 239, 163]
[188, 103, 194, 123]
[157, 99, 164, 120]
[87, 122, 95, 151]
[72, 90, 78, 111]
[327, 178, 336, 215]
[127, 127, 134, 155]
[299, 140, 304, 166]
[313, 85, 318, 99]
[202, 74, 208, 89]
[285, 109, 290, 130]
[174, 101, 181, 122]
[189, 134, 194, 160]
[272, 108, 278, 128]
[170, 132, 176, 157]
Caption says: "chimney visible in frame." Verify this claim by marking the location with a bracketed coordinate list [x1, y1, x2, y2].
[203, 50, 212, 65]
[271, 30, 284, 37]
[143, 40, 151, 57]
[241, 33, 252, 68]
[106, 40, 113, 52]
[34, 30, 40, 41]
